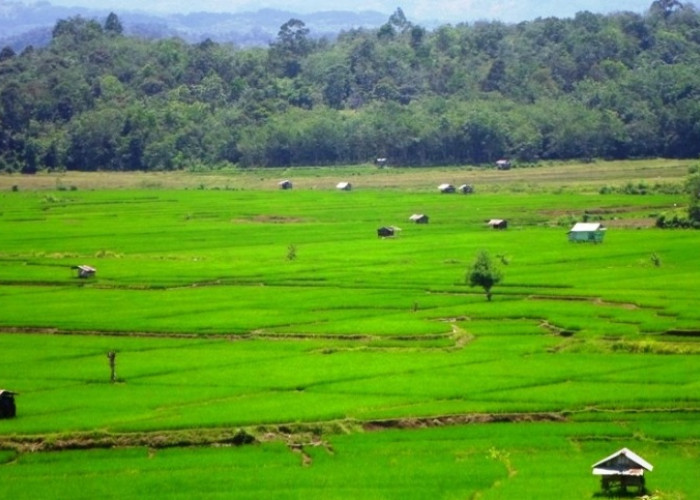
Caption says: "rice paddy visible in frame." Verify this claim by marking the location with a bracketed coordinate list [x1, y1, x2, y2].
[0, 160, 698, 498]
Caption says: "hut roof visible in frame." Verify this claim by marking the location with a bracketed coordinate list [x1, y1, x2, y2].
[409, 214, 427, 221]
[0, 390, 17, 397]
[570, 222, 605, 232]
[592, 448, 653, 476]
[77, 265, 96, 272]
[336, 181, 352, 189]
[377, 226, 395, 237]
[487, 219, 505, 225]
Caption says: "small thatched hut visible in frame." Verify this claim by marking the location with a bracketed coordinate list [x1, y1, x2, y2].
[75, 265, 96, 279]
[409, 214, 429, 224]
[496, 159, 511, 170]
[487, 219, 508, 229]
[0, 390, 17, 418]
[377, 226, 395, 237]
[592, 448, 653, 494]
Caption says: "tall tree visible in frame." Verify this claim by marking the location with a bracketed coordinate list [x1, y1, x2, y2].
[0, 46, 15, 62]
[388, 8, 412, 33]
[467, 251, 503, 302]
[104, 12, 124, 36]
[650, 0, 685, 18]
[270, 19, 311, 78]
[1, 83, 27, 132]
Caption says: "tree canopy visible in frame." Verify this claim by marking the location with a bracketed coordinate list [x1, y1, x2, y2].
[467, 251, 503, 301]
[2, 4, 700, 172]
[687, 173, 700, 223]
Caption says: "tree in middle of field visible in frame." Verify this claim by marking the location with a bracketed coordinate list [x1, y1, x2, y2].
[467, 251, 503, 301]
[107, 351, 117, 383]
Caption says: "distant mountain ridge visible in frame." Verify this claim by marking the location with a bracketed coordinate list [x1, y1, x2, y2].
[0, 1, 390, 50]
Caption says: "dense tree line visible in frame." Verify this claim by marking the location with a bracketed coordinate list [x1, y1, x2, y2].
[2, 2, 700, 171]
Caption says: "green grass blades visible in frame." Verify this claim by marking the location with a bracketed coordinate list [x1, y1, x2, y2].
[1, 420, 698, 499]
[1, 166, 699, 498]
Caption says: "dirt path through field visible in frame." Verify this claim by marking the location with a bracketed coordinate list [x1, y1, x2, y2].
[0, 412, 566, 456]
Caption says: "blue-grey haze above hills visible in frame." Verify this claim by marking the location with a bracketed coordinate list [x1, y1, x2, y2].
[0, 0, 692, 50]
[13, 0, 660, 22]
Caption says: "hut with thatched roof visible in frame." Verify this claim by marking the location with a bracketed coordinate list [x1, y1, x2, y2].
[487, 219, 508, 230]
[0, 390, 17, 418]
[74, 265, 96, 279]
[409, 214, 429, 224]
[592, 448, 653, 494]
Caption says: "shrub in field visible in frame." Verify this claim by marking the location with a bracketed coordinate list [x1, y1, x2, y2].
[655, 212, 698, 228]
[656, 172, 700, 227]
[650, 253, 661, 267]
[467, 251, 502, 302]
[687, 173, 700, 225]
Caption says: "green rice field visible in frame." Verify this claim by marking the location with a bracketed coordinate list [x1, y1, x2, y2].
[0, 161, 699, 498]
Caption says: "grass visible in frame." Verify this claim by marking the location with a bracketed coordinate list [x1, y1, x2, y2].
[1, 327, 697, 433]
[0, 160, 699, 498]
[1, 419, 698, 499]
[0, 158, 693, 192]
[1, 188, 697, 336]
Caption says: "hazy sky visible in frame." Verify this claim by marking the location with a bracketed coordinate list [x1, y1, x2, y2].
[41, 1, 659, 23]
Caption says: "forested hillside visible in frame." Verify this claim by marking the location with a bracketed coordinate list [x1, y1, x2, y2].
[2, 2, 700, 171]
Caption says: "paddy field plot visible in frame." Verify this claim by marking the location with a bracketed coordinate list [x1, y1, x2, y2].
[0, 162, 698, 498]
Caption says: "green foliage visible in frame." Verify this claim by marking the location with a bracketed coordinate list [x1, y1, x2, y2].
[467, 251, 503, 301]
[4, 9, 700, 170]
[286, 243, 297, 261]
[103, 12, 123, 36]
[0, 421, 667, 498]
[656, 173, 700, 228]
[687, 173, 700, 223]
